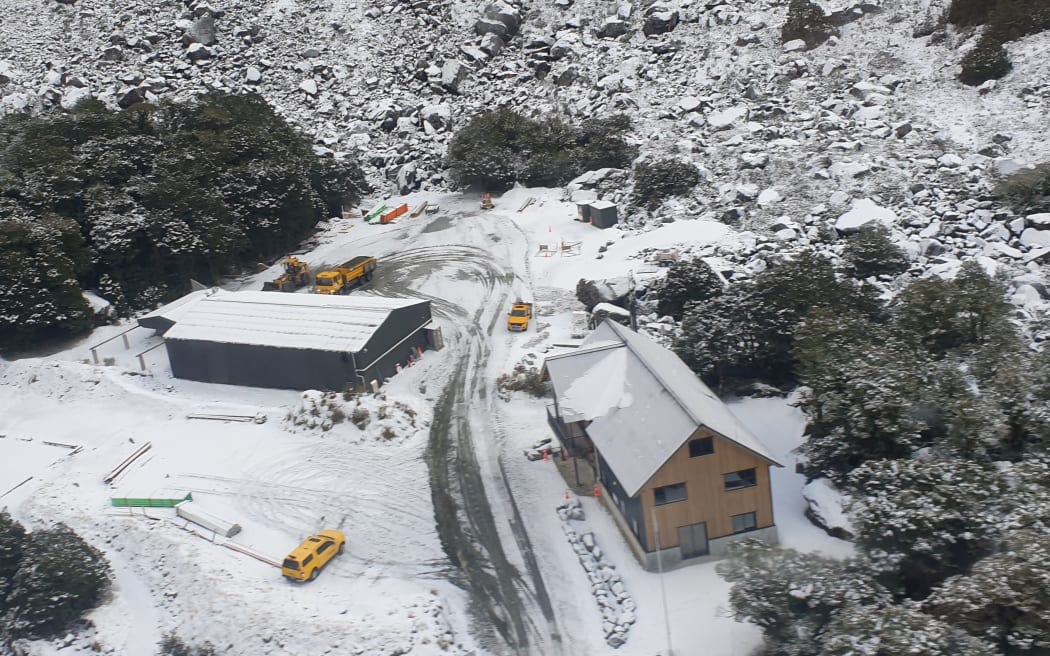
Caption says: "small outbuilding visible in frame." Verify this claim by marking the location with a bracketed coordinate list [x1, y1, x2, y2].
[138, 289, 432, 391]
[576, 200, 619, 229]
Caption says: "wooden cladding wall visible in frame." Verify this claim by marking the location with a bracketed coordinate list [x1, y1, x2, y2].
[638, 427, 774, 551]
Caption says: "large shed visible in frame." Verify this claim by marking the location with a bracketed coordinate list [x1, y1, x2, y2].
[138, 290, 432, 391]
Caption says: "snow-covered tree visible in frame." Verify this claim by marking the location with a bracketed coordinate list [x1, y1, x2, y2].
[926, 530, 1050, 653]
[655, 257, 724, 320]
[718, 539, 889, 656]
[848, 459, 1005, 598]
[841, 224, 910, 280]
[821, 600, 998, 656]
[0, 511, 26, 604]
[3, 524, 111, 639]
[795, 312, 926, 482]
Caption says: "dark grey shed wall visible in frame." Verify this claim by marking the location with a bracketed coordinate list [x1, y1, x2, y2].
[165, 339, 358, 391]
[598, 451, 647, 551]
[592, 205, 618, 229]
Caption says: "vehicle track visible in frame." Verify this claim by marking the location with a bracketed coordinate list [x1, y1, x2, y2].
[366, 233, 560, 655]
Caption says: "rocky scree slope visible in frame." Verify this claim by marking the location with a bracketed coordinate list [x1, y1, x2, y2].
[2, 0, 1050, 336]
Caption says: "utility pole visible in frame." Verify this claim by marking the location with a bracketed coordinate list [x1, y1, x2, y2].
[651, 508, 673, 656]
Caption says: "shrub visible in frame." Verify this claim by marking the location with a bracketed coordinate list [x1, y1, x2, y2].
[3, 524, 112, 639]
[0, 93, 368, 354]
[496, 367, 550, 398]
[948, 0, 997, 27]
[654, 258, 724, 320]
[350, 405, 370, 430]
[995, 161, 1050, 213]
[841, 224, 910, 279]
[630, 158, 702, 210]
[0, 511, 27, 604]
[446, 108, 635, 191]
[159, 634, 218, 656]
[959, 38, 1012, 86]
[781, 0, 837, 48]
[848, 459, 1005, 598]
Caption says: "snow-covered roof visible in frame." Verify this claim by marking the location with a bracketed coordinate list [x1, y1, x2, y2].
[589, 200, 616, 210]
[158, 289, 425, 353]
[545, 321, 780, 497]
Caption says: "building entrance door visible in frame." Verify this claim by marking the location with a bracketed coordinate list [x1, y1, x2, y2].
[678, 522, 709, 559]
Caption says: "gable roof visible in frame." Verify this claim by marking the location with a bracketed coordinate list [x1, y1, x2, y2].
[144, 289, 425, 354]
[544, 320, 780, 496]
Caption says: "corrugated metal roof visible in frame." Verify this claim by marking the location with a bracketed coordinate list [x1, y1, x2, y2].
[545, 320, 781, 497]
[159, 290, 425, 353]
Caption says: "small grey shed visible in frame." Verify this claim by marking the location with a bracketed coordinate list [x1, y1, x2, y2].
[576, 200, 619, 229]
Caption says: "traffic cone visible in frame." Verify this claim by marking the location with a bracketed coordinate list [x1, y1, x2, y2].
[565, 489, 571, 501]
[543, 449, 550, 462]
[593, 484, 601, 498]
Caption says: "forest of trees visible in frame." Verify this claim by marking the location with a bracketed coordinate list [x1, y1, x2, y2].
[657, 226, 1050, 653]
[0, 93, 367, 354]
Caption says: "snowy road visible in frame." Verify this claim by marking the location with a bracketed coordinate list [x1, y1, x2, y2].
[368, 212, 561, 655]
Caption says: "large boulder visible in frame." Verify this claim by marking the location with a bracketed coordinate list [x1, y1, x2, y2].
[396, 162, 419, 195]
[835, 198, 896, 234]
[643, 4, 679, 35]
[184, 14, 217, 46]
[440, 60, 469, 93]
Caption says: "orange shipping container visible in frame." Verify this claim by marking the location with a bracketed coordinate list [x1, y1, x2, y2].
[380, 203, 409, 224]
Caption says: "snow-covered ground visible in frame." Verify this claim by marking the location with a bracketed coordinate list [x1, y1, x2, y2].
[2, 188, 851, 656]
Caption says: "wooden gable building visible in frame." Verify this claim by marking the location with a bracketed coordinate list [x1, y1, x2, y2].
[542, 320, 781, 570]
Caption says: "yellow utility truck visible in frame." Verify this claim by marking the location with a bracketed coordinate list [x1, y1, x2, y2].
[507, 301, 533, 331]
[314, 256, 376, 295]
[262, 257, 311, 292]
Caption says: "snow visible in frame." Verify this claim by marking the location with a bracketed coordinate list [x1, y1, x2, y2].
[802, 478, 855, 537]
[835, 198, 897, 233]
[160, 289, 426, 353]
[2, 187, 851, 656]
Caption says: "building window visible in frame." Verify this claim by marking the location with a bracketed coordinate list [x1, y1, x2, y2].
[654, 483, 687, 506]
[732, 512, 757, 534]
[723, 468, 757, 491]
[688, 437, 714, 458]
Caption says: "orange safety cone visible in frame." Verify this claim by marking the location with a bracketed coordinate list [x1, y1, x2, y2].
[417, 346, 423, 357]
[565, 489, 571, 501]
[543, 449, 550, 462]
[593, 484, 601, 498]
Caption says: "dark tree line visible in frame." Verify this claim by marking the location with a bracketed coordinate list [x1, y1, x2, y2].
[0, 93, 367, 354]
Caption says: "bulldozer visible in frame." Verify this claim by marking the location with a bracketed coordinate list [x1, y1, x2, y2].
[262, 257, 311, 292]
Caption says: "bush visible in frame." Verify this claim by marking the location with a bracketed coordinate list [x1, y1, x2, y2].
[496, 366, 550, 398]
[959, 38, 1012, 86]
[0, 93, 367, 354]
[630, 158, 702, 210]
[0, 511, 27, 604]
[159, 634, 218, 656]
[781, 0, 837, 48]
[446, 109, 635, 192]
[655, 258, 724, 320]
[948, 0, 997, 27]
[995, 161, 1050, 213]
[3, 524, 112, 640]
[841, 224, 910, 279]
[848, 459, 1005, 598]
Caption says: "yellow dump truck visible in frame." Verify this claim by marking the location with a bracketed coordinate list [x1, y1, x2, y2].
[507, 301, 533, 331]
[314, 256, 376, 295]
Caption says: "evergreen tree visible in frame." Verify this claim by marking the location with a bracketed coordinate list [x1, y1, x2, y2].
[841, 223, 910, 279]
[4, 524, 111, 639]
[655, 257, 724, 320]
[926, 530, 1050, 654]
[821, 601, 999, 656]
[0, 511, 27, 606]
[795, 313, 926, 483]
[718, 539, 889, 656]
[848, 459, 1005, 598]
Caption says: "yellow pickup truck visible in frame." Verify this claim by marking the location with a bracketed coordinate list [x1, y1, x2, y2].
[507, 302, 533, 331]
